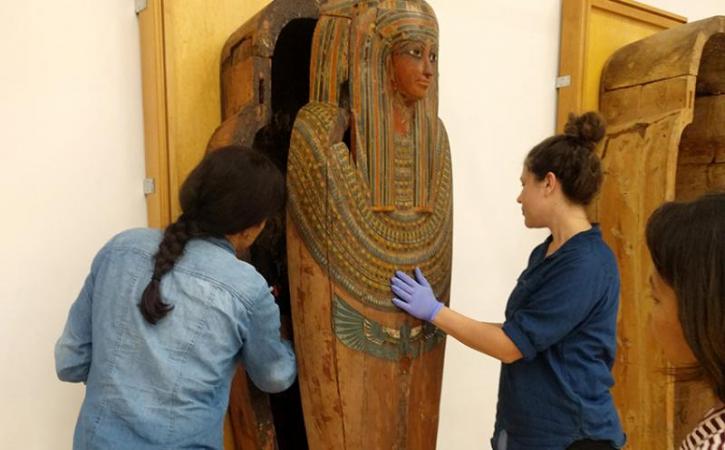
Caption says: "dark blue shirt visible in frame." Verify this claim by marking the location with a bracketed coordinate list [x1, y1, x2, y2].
[493, 226, 625, 449]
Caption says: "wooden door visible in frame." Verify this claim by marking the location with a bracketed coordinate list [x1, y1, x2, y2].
[557, 0, 686, 132]
[137, 0, 271, 228]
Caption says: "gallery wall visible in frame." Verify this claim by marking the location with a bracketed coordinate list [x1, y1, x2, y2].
[0, 1, 147, 448]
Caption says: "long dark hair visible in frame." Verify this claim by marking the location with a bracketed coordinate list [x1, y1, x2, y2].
[139, 146, 285, 324]
[646, 191, 725, 402]
[525, 111, 606, 205]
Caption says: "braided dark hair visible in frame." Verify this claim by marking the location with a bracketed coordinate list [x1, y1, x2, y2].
[139, 146, 285, 324]
[525, 111, 606, 205]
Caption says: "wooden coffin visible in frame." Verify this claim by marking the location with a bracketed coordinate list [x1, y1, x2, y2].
[286, 1, 452, 449]
[209, 1, 320, 449]
[595, 15, 725, 450]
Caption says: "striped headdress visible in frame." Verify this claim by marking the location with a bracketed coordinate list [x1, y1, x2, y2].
[311, 0, 440, 210]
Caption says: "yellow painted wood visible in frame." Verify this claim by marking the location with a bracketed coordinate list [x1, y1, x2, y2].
[557, 0, 685, 132]
[582, 7, 662, 112]
[139, 0, 272, 227]
[138, 0, 171, 228]
[163, 0, 272, 220]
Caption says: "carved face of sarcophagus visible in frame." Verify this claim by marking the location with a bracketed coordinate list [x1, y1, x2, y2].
[211, 1, 451, 449]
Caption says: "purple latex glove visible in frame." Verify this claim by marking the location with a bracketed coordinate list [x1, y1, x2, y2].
[390, 268, 443, 321]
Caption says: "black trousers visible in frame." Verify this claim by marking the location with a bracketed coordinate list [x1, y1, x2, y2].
[566, 440, 617, 450]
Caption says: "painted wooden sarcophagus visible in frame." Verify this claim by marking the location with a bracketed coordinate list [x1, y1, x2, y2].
[286, 1, 451, 449]
[210, 1, 452, 449]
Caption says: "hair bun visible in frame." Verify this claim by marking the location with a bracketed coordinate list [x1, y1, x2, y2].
[563, 111, 606, 150]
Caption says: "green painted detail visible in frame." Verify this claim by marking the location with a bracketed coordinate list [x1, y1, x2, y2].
[332, 296, 445, 361]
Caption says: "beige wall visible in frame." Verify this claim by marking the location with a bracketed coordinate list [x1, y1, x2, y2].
[1, 1, 723, 449]
[0, 1, 147, 448]
[431, 1, 557, 446]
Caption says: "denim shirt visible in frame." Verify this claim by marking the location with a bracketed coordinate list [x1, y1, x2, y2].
[493, 226, 625, 449]
[55, 228, 297, 450]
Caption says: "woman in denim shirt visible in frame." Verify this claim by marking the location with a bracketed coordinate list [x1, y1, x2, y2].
[55, 146, 297, 450]
[391, 112, 625, 449]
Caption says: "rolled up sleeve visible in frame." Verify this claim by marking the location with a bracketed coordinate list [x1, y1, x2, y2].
[502, 257, 605, 361]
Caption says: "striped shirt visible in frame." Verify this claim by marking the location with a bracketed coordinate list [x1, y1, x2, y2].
[680, 406, 725, 450]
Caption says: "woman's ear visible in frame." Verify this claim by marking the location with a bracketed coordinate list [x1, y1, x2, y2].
[245, 220, 267, 239]
[544, 171, 558, 195]
[227, 220, 268, 257]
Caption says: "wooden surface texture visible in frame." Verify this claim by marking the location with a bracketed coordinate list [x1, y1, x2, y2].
[596, 16, 724, 449]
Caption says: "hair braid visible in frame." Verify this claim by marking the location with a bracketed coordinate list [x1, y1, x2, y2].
[138, 146, 285, 325]
[139, 215, 203, 324]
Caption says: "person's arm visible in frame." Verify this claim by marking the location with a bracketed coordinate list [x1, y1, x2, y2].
[432, 308, 522, 363]
[240, 286, 297, 393]
[391, 268, 523, 363]
[55, 268, 97, 382]
[394, 256, 609, 363]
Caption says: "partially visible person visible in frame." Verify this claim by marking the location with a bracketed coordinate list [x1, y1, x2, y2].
[55, 146, 297, 450]
[391, 112, 625, 449]
[646, 192, 725, 450]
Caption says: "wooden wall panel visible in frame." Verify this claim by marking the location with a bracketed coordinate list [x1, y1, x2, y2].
[163, 0, 272, 220]
[138, 0, 171, 228]
[557, 0, 685, 132]
[138, 0, 272, 227]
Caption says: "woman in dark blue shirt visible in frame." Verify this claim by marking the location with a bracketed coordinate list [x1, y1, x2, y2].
[391, 112, 625, 449]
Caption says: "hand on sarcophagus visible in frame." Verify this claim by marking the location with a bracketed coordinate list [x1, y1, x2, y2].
[391, 267, 444, 321]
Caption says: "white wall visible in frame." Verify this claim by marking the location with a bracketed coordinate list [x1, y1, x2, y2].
[0, 1, 147, 448]
[429, 2, 560, 447]
[428, 1, 723, 449]
[1, 1, 722, 449]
